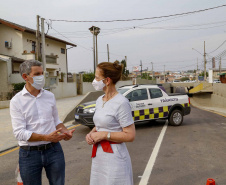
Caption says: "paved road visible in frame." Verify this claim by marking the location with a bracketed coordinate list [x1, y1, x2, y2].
[0, 106, 226, 185]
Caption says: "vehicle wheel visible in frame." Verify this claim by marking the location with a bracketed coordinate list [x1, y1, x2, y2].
[169, 109, 183, 126]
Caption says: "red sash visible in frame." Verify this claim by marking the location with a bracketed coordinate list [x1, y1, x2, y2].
[91, 140, 121, 158]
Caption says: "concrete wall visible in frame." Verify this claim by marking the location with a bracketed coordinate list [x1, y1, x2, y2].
[171, 82, 195, 88]
[192, 84, 226, 108]
[63, 91, 104, 123]
[0, 101, 10, 109]
[0, 61, 9, 92]
[115, 81, 133, 88]
[136, 79, 156, 85]
[51, 82, 77, 99]
[10, 74, 24, 84]
[162, 83, 171, 93]
[83, 82, 95, 95]
[211, 84, 226, 108]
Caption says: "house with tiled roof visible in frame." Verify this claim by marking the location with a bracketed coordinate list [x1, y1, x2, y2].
[0, 18, 77, 99]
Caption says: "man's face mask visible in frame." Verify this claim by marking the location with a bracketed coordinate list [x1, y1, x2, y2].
[92, 78, 106, 91]
[28, 75, 45, 90]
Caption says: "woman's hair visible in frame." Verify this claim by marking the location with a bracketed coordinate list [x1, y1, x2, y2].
[97, 61, 122, 84]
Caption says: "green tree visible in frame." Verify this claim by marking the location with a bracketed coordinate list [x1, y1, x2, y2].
[141, 73, 152, 80]
[199, 71, 209, 77]
[121, 59, 127, 76]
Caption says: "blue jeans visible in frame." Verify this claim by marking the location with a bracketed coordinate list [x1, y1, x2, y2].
[19, 142, 65, 185]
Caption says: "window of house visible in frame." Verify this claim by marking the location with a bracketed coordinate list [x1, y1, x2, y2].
[149, 88, 163, 99]
[125, 89, 148, 102]
[32, 41, 36, 52]
[12, 60, 24, 74]
[61, 48, 65, 54]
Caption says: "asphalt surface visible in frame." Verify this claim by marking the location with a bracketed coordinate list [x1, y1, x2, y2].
[0, 106, 226, 185]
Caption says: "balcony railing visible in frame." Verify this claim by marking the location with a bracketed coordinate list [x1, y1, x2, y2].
[46, 55, 57, 64]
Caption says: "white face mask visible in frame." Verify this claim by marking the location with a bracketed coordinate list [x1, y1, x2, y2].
[92, 78, 106, 91]
[28, 75, 45, 90]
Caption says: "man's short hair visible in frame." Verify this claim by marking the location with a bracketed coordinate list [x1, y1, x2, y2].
[19, 60, 42, 76]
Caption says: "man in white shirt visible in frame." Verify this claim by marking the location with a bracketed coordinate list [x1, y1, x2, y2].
[10, 60, 75, 185]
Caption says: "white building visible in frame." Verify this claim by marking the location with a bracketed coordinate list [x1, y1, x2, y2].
[0, 18, 77, 99]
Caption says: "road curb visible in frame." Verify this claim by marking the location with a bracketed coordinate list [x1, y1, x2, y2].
[191, 103, 226, 118]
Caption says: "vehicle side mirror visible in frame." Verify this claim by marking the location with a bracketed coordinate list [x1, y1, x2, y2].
[128, 98, 131, 102]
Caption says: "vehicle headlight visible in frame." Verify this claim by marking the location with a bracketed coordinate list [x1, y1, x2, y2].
[83, 107, 96, 114]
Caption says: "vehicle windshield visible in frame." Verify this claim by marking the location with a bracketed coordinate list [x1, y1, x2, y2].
[117, 88, 130, 95]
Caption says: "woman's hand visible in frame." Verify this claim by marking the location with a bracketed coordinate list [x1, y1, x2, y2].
[90, 132, 107, 143]
[86, 133, 94, 145]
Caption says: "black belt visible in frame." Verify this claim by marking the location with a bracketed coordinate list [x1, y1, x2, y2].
[20, 142, 56, 151]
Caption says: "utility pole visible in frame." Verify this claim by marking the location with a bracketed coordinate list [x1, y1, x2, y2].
[147, 67, 148, 80]
[121, 62, 124, 80]
[41, 18, 46, 74]
[196, 58, 199, 82]
[164, 65, 165, 83]
[92, 27, 96, 72]
[219, 57, 222, 74]
[151, 62, 154, 79]
[36, 15, 40, 60]
[96, 34, 98, 67]
[125, 56, 127, 71]
[204, 41, 207, 81]
[107, 44, 110, 62]
[140, 60, 143, 73]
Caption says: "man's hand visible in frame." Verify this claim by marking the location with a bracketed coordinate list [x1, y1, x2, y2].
[45, 128, 66, 143]
[63, 129, 75, 141]
[90, 132, 107, 143]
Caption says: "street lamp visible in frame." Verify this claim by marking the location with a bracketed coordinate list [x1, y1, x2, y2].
[89, 26, 100, 72]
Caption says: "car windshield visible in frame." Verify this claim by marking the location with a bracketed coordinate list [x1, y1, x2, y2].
[117, 88, 130, 95]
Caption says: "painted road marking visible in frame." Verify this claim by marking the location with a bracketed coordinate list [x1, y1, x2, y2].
[67, 124, 81, 130]
[0, 124, 81, 157]
[0, 147, 20, 157]
[139, 121, 168, 185]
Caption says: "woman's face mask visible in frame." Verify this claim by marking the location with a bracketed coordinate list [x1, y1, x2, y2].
[92, 78, 106, 91]
[28, 75, 45, 90]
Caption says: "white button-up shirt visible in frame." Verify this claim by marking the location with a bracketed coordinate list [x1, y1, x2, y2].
[10, 86, 62, 146]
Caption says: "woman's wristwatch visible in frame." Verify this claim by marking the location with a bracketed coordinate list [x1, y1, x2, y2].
[107, 132, 111, 140]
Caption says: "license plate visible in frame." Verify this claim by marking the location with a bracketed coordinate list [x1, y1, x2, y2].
[75, 115, 79, 119]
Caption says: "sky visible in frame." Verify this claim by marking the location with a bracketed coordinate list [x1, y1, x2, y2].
[1, 0, 226, 73]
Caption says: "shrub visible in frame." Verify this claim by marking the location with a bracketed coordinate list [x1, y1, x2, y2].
[13, 82, 26, 91]
[83, 72, 95, 82]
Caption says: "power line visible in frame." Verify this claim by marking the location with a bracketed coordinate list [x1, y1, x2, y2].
[138, 20, 226, 29]
[139, 23, 226, 30]
[47, 14, 190, 36]
[50, 27, 93, 52]
[208, 39, 226, 54]
[49, 4, 226, 23]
